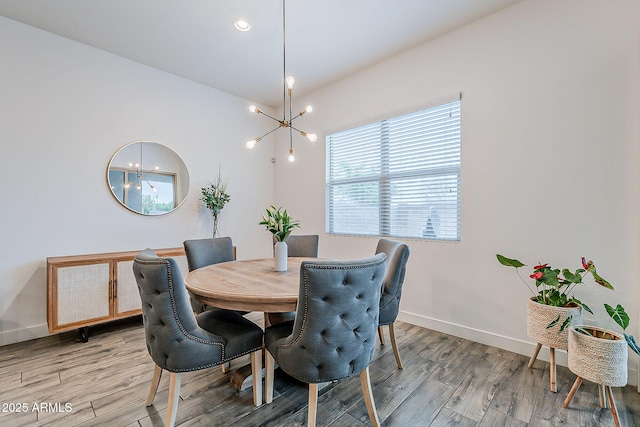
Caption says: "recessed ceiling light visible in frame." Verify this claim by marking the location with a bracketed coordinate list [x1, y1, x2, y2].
[234, 19, 251, 32]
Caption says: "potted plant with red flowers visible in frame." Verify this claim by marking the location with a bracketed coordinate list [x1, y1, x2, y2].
[496, 254, 612, 392]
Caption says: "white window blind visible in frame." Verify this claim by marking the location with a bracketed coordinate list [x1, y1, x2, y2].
[326, 97, 461, 241]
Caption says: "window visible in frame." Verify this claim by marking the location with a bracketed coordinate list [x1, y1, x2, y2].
[326, 96, 461, 241]
[108, 169, 177, 215]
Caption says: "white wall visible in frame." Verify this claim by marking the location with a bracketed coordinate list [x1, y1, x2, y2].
[2, 0, 639, 385]
[0, 16, 278, 344]
[274, 0, 640, 383]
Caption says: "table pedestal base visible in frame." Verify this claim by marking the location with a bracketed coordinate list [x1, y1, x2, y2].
[231, 364, 266, 391]
[230, 363, 331, 394]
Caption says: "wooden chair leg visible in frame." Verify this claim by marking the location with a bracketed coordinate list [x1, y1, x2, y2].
[221, 362, 231, 374]
[359, 366, 380, 427]
[605, 385, 621, 427]
[265, 351, 275, 404]
[562, 376, 583, 408]
[377, 326, 385, 345]
[388, 322, 403, 369]
[146, 365, 163, 406]
[308, 383, 319, 427]
[549, 347, 556, 392]
[527, 342, 542, 368]
[165, 372, 181, 427]
[251, 349, 262, 407]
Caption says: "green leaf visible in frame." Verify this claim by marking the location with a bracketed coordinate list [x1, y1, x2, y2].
[574, 326, 592, 335]
[496, 254, 525, 268]
[591, 270, 614, 290]
[259, 205, 301, 241]
[541, 269, 560, 288]
[573, 299, 593, 314]
[624, 334, 640, 356]
[547, 292, 563, 307]
[546, 315, 561, 329]
[605, 304, 629, 331]
[546, 314, 573, 332]
[561, 269, 582, 284]
[560, 316, 573, 332]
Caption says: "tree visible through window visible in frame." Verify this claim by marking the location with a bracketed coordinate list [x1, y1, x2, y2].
[326, 97, 461, 241]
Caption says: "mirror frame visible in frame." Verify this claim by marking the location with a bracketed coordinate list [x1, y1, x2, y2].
[106, 141, 190, 215]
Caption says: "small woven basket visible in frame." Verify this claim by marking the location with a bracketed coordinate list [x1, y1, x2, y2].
[527, 298, 582, 350]
[568, 326, 628, 387]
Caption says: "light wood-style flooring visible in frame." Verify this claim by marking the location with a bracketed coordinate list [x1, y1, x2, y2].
[0, 315, 639, 426]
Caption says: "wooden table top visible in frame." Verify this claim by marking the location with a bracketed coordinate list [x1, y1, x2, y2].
[184, 257, 307, 313]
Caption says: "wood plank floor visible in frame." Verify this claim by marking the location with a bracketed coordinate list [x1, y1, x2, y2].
[0, 315, 638, 426]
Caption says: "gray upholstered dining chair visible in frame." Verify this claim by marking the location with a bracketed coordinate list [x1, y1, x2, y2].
[269, 234, 320, 325]
[264, 254, 387, 427]
[272, 234, 319, 257]
[133, 249, 263, 427]
[183, 237, 236, 314]
[375, 238, 410, 369]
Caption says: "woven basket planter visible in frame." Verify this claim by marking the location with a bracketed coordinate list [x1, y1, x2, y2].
[568, 326, 628, 387]
[527, 298, 582, 350]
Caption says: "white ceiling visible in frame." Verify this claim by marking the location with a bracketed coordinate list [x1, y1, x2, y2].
[0, 0, 523, 107]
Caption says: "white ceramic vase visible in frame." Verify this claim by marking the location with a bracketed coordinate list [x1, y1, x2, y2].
[274, 241, 288, 271]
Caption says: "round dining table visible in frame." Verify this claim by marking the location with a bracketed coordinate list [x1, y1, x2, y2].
[184, 257, 307, 314]
[184, 257, 308, 392]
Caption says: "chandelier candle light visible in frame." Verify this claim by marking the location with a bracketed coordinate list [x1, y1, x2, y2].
[244, 0, 317, 162]
[125, 142, 159, 192]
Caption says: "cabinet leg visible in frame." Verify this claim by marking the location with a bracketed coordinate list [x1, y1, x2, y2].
[79, 326, 91, 342]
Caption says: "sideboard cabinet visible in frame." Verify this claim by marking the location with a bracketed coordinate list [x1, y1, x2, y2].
[47, 248, 187, 337]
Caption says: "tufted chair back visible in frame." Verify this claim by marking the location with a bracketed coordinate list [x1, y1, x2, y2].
[183, 237, 235, 314]
[269, 234, 319, 325]
[272, 234, 319, 258]
[264, 253, 386, 426]
[375, 239, 410, 326]
[133, 249, 264, 426]
[183, 237, 235, 272]
[134, 249, 227, 371]
[374, 238, 410, 370]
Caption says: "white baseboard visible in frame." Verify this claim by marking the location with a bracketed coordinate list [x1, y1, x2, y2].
[0, 323, 49, 346]
[398, 311, 639, 388]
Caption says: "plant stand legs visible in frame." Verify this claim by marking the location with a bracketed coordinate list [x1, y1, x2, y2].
[599, 384, 607, 408]
[562, 376, 583, 408]
[527, 343, 542, 368]
[563, 376, 620, 427]
[528, 343, 557, 392]
[549, 347, 556, 392]
[605, 385, 620, 427]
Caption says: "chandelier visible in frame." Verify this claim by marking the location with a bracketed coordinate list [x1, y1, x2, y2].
[124, 142, 159, 192]
[244, 0, 316, 162]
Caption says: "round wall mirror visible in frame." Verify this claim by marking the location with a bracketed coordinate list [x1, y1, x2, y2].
[107, 141, 190, 215]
